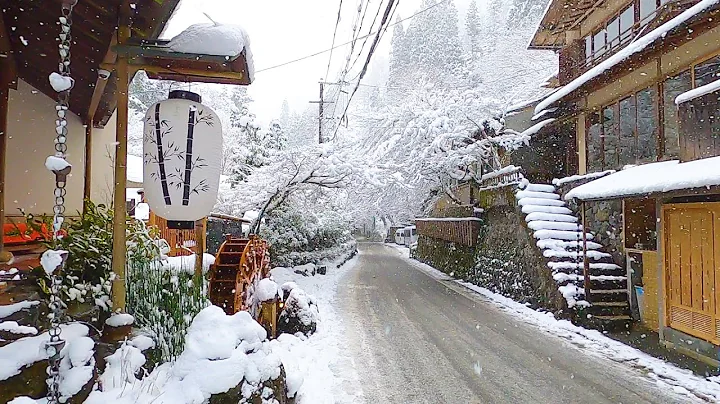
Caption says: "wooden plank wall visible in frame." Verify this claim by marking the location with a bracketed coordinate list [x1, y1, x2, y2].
[416, 219, 482, 246]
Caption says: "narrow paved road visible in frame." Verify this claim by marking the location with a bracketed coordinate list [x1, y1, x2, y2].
[339, 243, 682, 404]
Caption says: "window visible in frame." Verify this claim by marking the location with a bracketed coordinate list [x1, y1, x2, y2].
[694, 55, 720, 87]
[594, 29, 607, 57]
[585, 36, 593, 62]
[587, 86, 660, 172]
[607, 17, 621, 49]
[587, 112, 604, 172]
[662, 70, 691, 158]
[620, 5, 635, 41]
[619, 96, 637, 166]
[603, 104, 619, 168]
[640, 0, 657, 21]
[636, 87, 658, 162]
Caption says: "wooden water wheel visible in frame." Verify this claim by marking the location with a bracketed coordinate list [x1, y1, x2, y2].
[208, 235, 271, 316]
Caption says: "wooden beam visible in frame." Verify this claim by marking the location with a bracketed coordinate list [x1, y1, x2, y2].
[0, 77, 8, 258]
[0, 11, 18, 89]
[87, 34, 117, 122]
[111, 21, 131, 312]
[83, 123, 92, 213]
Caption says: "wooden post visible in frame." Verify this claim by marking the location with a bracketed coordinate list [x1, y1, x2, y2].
[194, 218, 206, 283]
[581, 201, 591, 299]
[0, 80, 8, 260]
[111, 24, 131, 311]
[83, 123, 92, 212]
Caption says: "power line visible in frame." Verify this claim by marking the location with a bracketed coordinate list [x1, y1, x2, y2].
[332, 0, 398, 140]
[325, 0, 345, 82]
[254, 0, 450, 74]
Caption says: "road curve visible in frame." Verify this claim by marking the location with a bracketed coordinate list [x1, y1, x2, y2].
[339, 243, 683, 404]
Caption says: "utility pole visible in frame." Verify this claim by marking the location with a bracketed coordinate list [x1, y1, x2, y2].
[309, 79, 333, 144]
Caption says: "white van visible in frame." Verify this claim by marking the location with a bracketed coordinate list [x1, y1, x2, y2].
[402, 226, 418, 246]
[395, 229, 404, 244]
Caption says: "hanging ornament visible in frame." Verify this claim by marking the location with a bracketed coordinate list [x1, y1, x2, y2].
[143, 90, 222, 229]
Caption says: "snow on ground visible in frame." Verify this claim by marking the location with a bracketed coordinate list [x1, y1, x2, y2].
[270, 255, 364, 404]
[0, 300, 39, 319]
[390, 247, 720, 402]
[0, 323, 89, 381]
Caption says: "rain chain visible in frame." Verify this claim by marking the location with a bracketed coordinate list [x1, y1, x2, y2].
[45, 1, 77, 403]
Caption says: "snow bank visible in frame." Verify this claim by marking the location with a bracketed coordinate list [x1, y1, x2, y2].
[564, 158, 720, 201]
[168, 23, 255, 81]
[59, 336, 95, 400]
[105, 313, 135, 327]
[535, 0, 720, 115]
[0, 323, 88, 381]
[0, 321, 38, 335]
[0, 301, 39, 319]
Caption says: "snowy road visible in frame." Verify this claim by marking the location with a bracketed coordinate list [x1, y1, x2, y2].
[339, 243, 683, 403]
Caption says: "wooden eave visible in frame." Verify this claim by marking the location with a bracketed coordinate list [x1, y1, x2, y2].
[111, 40, 251, 86]
[529, 0, 604, 50]
[0, 0, 181, 128]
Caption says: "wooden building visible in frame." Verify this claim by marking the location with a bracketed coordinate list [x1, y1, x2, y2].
[530, 0, 720, 364]
[0, 0, 252, 310]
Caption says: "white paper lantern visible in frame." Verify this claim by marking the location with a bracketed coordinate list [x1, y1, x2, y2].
[143, 90, 222, 225]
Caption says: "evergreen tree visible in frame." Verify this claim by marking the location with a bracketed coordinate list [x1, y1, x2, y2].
[389, 15, 407, 88]
[466, 0, 481, 57]
[279, 99, 291, 128]
[507, 0, 548, 32]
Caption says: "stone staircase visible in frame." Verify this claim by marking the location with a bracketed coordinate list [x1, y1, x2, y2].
[516, 183, 631, 329]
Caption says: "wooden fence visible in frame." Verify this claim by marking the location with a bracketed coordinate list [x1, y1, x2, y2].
[477, 166, 523, 190]
[415, 218, 483, 246]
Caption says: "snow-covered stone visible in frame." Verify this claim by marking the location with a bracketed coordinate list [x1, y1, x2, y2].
[105, 313, 135, 327]
[0, 321, 38, 335]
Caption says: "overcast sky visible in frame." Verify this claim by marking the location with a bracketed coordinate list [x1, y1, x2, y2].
[163, 0, 452, 124]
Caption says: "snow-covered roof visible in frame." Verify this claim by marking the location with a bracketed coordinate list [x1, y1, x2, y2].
[127, 154, 143, 184]
[519, 118, 555, 137]
[168, 23, 255, 81]
[675, 79, 720, 104]
[564, 157, 720, 201]
[534, 0, 720, 115]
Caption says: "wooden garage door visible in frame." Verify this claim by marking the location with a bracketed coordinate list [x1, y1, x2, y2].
[663, 203, 720, 344]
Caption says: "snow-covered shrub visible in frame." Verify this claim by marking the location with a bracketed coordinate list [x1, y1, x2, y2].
[264, 203, 354, 267]
[278, 288, 319, 336]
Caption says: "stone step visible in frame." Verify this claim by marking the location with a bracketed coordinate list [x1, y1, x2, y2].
[534, 229, 594, 241]
[537, 239, 603, 251]
[547, 261, 621, 271]
[544, 249, 612, 260]
[528, 221, 582, 232]
[525, 183, 556, 193]
[587, 314, 633, 332]
[518, 198, 567, 207]
[521, 205, 573, 215]
[516, 190, 560, 200]
[525, 212, 578, 223]
[589, 278, 627, 291]
[588, 289, 629, 303]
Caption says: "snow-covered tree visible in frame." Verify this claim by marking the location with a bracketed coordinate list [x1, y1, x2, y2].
[466, 0, 481, 56]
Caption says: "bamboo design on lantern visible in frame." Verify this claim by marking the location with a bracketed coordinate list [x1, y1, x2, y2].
[181, 106, 213, 205]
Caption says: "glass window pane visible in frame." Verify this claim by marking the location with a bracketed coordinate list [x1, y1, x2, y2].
[694, 55, 720, 87]
[585, 36, 593, 62]
[594, 29, 606, 57]
[620, 6, 635, 41]
[607, 17, 620, 48]
[640, 0, 657, 22]
[663, 70, 692, 158]
[636, 87, 658, 162]
[587, 112, 603, 172]
[619, 96, 637, 166]
[603, 104, 619, 169]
